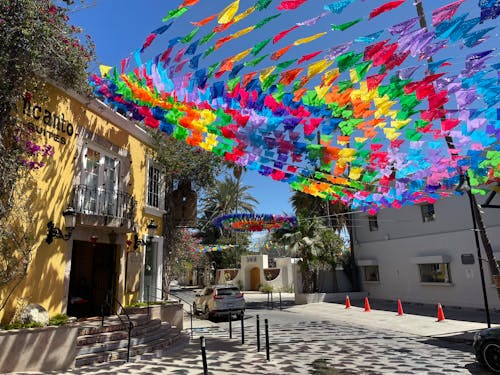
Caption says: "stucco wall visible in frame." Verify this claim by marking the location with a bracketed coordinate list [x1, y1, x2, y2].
[0, 81, 162, 323]
[353, 194, 500, 309]
[0, 326, 78, 373]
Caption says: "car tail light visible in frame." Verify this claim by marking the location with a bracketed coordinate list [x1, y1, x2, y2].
[213, 291, 223, 300]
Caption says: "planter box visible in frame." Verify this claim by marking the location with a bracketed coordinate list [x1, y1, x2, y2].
[0, 325, 78, 373]
[123, 303, 183, 329]
[294, 292, 326, 304]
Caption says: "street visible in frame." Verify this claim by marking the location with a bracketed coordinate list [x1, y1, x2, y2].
[14, 289, 492, 374]
[153, 289, 490, 374]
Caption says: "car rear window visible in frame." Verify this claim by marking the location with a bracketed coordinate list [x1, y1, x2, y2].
[216, 287, 240, 296]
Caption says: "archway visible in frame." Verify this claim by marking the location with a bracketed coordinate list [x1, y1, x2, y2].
[250, 267, 260, 291]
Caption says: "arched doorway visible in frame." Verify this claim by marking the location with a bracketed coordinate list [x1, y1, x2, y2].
[250, 267, 260, 291]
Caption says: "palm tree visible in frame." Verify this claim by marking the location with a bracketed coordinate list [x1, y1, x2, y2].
[290, 191, 349, 231]
[280, 217, 344, 293]
[290, 191, 359, 290]
[197, 172, 259, 270]
[200, 174, 259, 225]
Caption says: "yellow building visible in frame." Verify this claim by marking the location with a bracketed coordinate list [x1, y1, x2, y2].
[0, 80, 167, 323]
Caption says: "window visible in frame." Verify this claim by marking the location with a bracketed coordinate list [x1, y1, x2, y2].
[363, 265, 379, 282]
[368, 215, 378, 231]
[145, 160, 165, 211]
[421, 204, 435, 222]
[418, 263, 451, 283]
[147, 165, 160, 208]
[80, 146, 120, 215]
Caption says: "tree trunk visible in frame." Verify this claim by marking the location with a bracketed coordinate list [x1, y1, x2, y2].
[469, 191, 500, 297]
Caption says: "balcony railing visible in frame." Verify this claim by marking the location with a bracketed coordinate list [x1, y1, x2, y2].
[71, 184, 136, 223]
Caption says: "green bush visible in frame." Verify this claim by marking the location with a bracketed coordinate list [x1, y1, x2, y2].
[260, 284, 274, 293]
[126, 301, 166, 308]
[49, 314, 69, 326]
[5, 321, 44, 330]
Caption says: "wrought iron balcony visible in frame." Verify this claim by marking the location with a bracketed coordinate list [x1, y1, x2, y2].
[70, 184, 136, 227]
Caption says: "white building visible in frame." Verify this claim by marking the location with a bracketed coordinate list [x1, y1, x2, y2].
[352, 191, 500, 309]
[216, 254, 299, 292]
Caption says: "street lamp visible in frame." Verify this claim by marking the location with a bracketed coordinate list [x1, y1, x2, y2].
[456, 174, 491, 327]
[45, 206, 76, 244]
[133, 219, 158, 250]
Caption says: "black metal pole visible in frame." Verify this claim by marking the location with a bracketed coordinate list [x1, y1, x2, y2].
[467, 188, 491, 328]
[241, 312, 245, 344]
[127, 322, 132, 362]
[200, 336, 208, 375]
[256, 314, 260, 352]
[229, 309, 232, 339]
[279, 291, 282, 310]
[146, 286, 150, 318]
[190, 305, 194, 339]
[265, 318, 270, 361]
[101, 304, 105, 327]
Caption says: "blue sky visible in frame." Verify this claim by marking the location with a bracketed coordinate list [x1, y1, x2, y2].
[69, 0, 494, 215]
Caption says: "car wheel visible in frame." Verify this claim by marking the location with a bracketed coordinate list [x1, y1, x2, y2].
[204, 306, 210, 320]
[483, 341, 500, 373]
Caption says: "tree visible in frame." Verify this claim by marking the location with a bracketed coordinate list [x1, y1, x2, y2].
[278, 216, 345, 293]
[0, 179, 38, 313]
[162, 228, 208, 294]
[197, 173, 258, 269]
[200, 175, 259, 223]
[0, 0, 95, 311]
[290, 191, 358, 289]
[149, 131, 226, 294]
[0, 0, 95, 217]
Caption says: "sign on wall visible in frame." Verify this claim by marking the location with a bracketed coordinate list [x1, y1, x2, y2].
[126, 252, 142, 293]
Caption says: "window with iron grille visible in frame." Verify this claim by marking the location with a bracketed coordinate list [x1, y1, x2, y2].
[368, 215, 378, 231]
[418, 263, 451, 283]
[421, 204, 436, 222]
[363, 265, 379, 282]
[147, 165, 160, 208]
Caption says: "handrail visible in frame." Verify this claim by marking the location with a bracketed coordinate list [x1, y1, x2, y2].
[145, 286, 194, 339]
[101, 290, 133, 362]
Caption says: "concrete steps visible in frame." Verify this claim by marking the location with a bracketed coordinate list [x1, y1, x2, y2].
[74, 313, 186, 367]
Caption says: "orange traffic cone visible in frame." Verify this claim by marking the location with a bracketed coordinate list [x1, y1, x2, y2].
[345, 295, 351, 309]
[437, 303, 445, 322]
[397, 299, 404, 316]
[364, 297, 371, 312]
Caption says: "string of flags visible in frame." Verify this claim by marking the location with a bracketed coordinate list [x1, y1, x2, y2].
[196, 244, 237, 253]
[91, 0, 500, 214]
[213, 213, 299, 232]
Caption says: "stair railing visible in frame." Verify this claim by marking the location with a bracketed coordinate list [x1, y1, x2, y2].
[146, 286, 194, 339]
[101, 291, 133, 362]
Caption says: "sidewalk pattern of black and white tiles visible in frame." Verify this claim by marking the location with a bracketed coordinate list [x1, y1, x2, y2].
[12, 319, 491, 374]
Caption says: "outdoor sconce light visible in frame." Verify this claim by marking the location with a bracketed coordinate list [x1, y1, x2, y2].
[46, 206, 76, 244]
[133, 219, 158, 250]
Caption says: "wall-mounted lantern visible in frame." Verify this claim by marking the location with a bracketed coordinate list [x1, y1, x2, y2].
[45, 207, 76, 244]
[133, 219, 158, 250]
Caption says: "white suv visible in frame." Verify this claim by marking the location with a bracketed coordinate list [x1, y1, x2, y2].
[193, 286, 245, 319]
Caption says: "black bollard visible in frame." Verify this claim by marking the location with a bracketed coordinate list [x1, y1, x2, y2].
[190, 305, 193, 339]
[265, 318, 270, 361]
[256, 314, 261, 352]
[241, 311, 245, 344]
[229, 309, 232, 339]
[200, 336, 208, 375]
[279, 291, 282, 310]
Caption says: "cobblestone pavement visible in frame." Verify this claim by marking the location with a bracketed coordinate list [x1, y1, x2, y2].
[25, 317, 491, 375]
